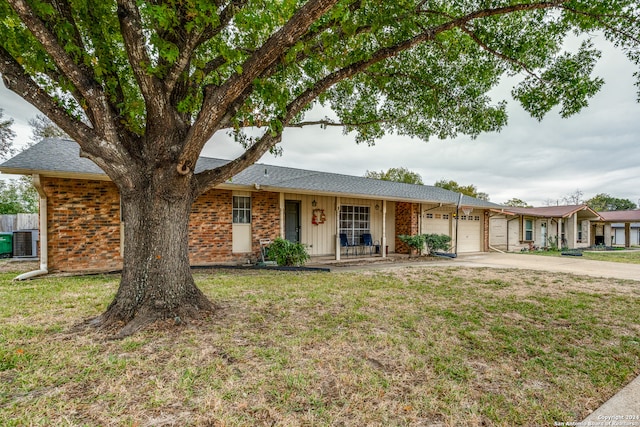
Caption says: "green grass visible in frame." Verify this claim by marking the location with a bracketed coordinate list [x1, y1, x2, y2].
[526, 249, 640, 264]
[1, 264, 639, 426]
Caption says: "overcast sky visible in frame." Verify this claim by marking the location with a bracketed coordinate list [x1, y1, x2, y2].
[1, 35, 639, 207]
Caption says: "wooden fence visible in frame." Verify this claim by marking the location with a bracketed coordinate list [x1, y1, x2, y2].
[0, 214, 39, 232]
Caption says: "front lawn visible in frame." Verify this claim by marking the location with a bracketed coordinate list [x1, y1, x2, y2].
[525, 249, 640, 264]
[1, 264, 639, 426]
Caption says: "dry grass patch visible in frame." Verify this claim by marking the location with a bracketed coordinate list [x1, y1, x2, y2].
[1, 264, 639, 426]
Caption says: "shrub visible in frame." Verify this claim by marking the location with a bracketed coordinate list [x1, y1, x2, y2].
[398, 233, 452, 255]
[397, 234, 427, 254]
[267, 238, 310, 266]
[424, 233, 452, 255]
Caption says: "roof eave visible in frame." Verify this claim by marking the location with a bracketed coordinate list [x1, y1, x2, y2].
[0, 167, 110, 181]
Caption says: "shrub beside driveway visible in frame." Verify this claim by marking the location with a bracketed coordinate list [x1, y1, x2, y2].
[1, 263, 639, 426]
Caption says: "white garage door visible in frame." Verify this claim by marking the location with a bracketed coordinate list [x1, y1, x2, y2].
[456, 215, 482, 253]
[614, 228, 625, 246]
[423, 212, 450, 236]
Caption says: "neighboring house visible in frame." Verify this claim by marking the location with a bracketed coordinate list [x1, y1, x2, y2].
[0, 138, 500, 273]
[593, 210, 640, 247]
[489, 205, 602, 252]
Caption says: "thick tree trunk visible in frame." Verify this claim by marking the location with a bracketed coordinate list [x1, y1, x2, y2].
[92, 172, 216, 337]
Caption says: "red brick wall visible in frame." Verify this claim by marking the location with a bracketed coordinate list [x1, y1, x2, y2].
[250, 192, 281, 255]
[395, 202, 419, 254]
[188, 189, 234, 264]
[42, 177, 283, 272]
[43, 177, 123, 272]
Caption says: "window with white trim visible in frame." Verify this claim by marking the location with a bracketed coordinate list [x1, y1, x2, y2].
[524, 218, 534, 241]
[232, 196, 251, 224]
[340, 205, 370, 244]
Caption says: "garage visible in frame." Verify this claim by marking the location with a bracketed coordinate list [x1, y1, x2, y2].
[422, 211, 451, 236]
[456, 214, 482, 253]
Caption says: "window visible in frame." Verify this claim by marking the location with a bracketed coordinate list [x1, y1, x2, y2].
[426, 213, 433, 219]
[233, 196, 251, 224]
[442, 214, 449, 220]
[577, 220, 584, 242]
[435, 213, 441, 219]
[340, 205, 370, 243]
[524, 219, 534, 241]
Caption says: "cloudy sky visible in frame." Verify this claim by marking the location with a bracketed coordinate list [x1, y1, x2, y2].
[1, 35, 639, 207]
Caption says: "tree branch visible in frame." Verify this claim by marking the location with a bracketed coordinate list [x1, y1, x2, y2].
[0, 45, 136, 183]
[6, 0, 121, 150]
[116, 0, 167, 125]
[164, 0, 249, 93]
[459, 24, 545, 83]
[194, 1, 570, 192]
[179, 0, 340, 174]
[560, 6, 640, 44]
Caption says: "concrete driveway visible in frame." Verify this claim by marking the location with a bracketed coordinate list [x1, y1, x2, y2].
[451, 252, 640, 281]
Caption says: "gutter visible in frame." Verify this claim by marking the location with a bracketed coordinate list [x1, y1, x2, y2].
[15, 174, 48, 280]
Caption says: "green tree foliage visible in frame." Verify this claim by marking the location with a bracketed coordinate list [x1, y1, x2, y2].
[435, 179, 489, 201]
[503, 198, 532, 207]
[364, 167, 423, 184]
[587, 193, 637, 211]
[0, 108, 15, 159]
[0, 177, 38, 214]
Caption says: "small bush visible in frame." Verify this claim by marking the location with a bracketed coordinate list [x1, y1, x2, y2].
[267, 238, 310, 266]
[398, 233, 452, 255]
[424, 233, 452, 255]
[397, 234, 426, 254]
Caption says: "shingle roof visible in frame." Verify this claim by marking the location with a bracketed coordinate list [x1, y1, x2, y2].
[492, 205, 602, 219]
[1, 138, 500, 208]
[598, 210, 640, 222]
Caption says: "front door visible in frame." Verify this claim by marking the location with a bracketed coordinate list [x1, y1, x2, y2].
[285, 201, 301, 243]
[540, 222, 547, 248]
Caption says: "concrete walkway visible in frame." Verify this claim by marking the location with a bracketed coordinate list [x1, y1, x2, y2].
[451, 252, 640, 281]
[321, 252, 640, 422]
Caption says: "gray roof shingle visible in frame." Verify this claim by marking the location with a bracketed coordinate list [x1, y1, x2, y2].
[1, 138, 500, 208]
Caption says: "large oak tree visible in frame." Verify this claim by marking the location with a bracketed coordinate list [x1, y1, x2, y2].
[1, 0, 639, 335]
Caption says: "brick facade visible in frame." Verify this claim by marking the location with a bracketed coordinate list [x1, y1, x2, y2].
[43, 177, 123, 272]
[42, 177, 282, 272]
[188, 188, 234, 264]
[250, 191, 281, 255]
[395, 202, 420, 254]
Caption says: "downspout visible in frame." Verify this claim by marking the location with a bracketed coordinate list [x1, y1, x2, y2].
[15, 174, 48, 280]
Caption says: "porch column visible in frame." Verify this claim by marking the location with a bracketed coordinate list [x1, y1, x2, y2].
[279, 193, 285, 238]
[625, 222, 631, 248]
[382, 200, 387, 258]
[335, 197, 341, 261]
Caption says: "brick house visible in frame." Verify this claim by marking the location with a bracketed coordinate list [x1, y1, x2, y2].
[0, 138, 500, 273]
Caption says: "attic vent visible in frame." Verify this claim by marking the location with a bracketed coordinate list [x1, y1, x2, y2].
[13, 230, 38, 258]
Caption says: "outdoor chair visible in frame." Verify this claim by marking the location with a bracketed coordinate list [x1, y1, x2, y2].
[340, 233, 355, 256]
[361, 233, 374, 256]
